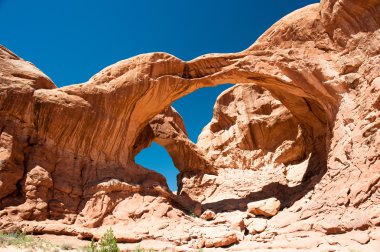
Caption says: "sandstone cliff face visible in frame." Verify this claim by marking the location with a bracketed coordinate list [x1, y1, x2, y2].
[0, 45, 55, 205]
[0, 0, 379, 250]
[179, 85, 312, 205]
[198, 85, 307, 170]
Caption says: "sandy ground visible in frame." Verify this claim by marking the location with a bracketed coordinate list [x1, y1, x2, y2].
[3, 234, 380, 251]
[38, 234, 180, 251]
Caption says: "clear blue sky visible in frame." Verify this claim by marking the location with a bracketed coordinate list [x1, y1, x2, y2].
[0, 0, 318, 191]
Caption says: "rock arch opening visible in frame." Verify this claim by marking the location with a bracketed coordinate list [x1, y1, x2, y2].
[192, 91, 327, 213]
[172, 84, 234, 142]
[134, 84, 233, 192]
[131, 66, 333, 213]
[119, 51, 336, 215]
[135, 142, 179, 191]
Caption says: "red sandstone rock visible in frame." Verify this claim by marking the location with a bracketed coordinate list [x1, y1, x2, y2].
[200, 210, 216, 221]
[197, 85, 306, 170]
[0, 0, 380, 250]
[245, 218, 268, 234]
[247, 198, 281, 217]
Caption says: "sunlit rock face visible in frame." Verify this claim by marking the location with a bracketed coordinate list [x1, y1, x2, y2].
[197, 85, 307, 171]
[1, 0, 380, 249]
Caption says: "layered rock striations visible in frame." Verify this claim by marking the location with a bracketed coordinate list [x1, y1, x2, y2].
[0, 0, 379, 250]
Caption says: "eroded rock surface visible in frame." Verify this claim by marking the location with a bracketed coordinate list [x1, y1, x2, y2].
[198, 85, 307, 170]
[0, 0, 380, 250]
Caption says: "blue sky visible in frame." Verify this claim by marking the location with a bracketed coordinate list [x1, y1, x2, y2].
[0, 0, 318, 191]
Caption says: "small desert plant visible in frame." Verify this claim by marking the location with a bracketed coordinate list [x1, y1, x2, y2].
[86, 228, 120, 252]
[98, 228, 119, 252]
[87, 238, 97, 252]
[0, 231, 32, 247]
[189, 211, 197, 218]
[0, 231, 58, 251]
[188, 207, 199, 218]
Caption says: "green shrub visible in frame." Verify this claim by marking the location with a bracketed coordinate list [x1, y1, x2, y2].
[87, 238, 97, 252]
[86, 228, 120, 252]
[0, 232, 58, 251]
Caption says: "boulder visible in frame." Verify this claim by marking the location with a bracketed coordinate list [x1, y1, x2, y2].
[247, 198, 281, 217]
[204, 232, 238, 248]
[246, 218, 268, 234]
[200, 210, 216, 221]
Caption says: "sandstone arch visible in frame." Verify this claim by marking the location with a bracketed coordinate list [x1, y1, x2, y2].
[0, 0, 379, 249]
